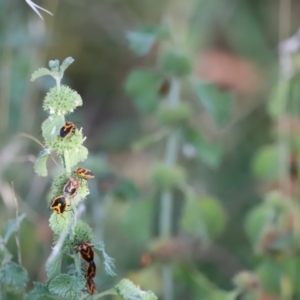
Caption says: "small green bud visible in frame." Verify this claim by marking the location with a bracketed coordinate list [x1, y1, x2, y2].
[70, 221, 94, 248]
[159, 50, 192, 77]
[156, 103, 192, 127]
[49, 173, 69, 202]
[42, 115, 65, 143]
[43, 85, 82, 115]
[150, 163, 186, 189]
[46, 128, 86, 157]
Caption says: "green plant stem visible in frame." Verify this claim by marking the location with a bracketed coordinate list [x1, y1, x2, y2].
[64, 150, 71, 174]
[56, 77, 61, 91]
[159, 78, 180, 300]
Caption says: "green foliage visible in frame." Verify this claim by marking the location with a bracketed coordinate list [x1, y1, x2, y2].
[3, 213, 26, 243]
[125, 70, 163, 112]
[252, 145, 279, 181]
[31, 57, 75, 83]
[48, 212, 71, 236]
[45, 251, 63, 282]
[27, 57, 147, 300]
[150, 163, 186, 189]
[41, 115, 65, 143]
[43, 85, 82, 115]
[180, 196, 227, 241]
[25, 282, 57, 300]
[156, 103, 192, 127]
[48, 274, 85, 299]
[126, 23, 170, 56]
[34, 149, 51, 177]
[159, 50, 192, 77]
[30, 68, 53, 81]
[193, 81, 234, 125]
[93, 242, 116, 277]
[0, 261, 28, 290]
[0, 215, 27, 298]
[115, 278, 158, 300]
[126, 26, 157, 56]
[71, 221, 94, 247]
[182, 126, 224, 168]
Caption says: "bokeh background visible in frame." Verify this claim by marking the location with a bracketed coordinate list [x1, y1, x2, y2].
[1, 0, 300, 299]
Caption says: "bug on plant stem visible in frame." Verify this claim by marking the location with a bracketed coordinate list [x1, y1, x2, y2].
[50, 195, 68, 215]
[63, 177, 80, 198]
[85, 261, 96, 280]
[59, 121, 76, 139]
[76, 242, 94, 263]
[86, 278, 96, 295]
[74, 167, 94, 181]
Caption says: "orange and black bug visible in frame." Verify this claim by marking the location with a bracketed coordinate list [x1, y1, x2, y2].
[59, 121, 76, 139]
[74, 167, 94, 181]
[86, 278, 96, 295]
[85, 261, 96, 280]
[50, 195, 68, 215]
[63, 178, 80, 198]
[77, 242, 94, 263]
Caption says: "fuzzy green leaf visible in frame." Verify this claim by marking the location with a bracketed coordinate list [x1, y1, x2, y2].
[60, 57, 75, 73]
[31, 68, 52, 82]
[94, 241, 116, 276]
[48, 274, 85, 299]
[49, 210, 73, 236]
[34, 149, 50, 177]
[42, 115, 65, 143]
[68, 145, 88, 168]
[125, 70, 163, 113]
[25, 282, 57, 300]
[49, 60, 60, 71]
[4, 213, 26, 243]
[193, 81, 234, 125]
[0, 244, 12, 265]
[182, 126, 224, 168]
[115, 279, 157, 300]
[0, 261, 28, 290]
[126, 26, 157, 56]
[45, 250, 63, 282]
[180, 196, 227, 241]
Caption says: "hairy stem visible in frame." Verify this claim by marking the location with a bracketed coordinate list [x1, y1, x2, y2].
[64, 150, 71, 174]
[159, 78, 180, 300]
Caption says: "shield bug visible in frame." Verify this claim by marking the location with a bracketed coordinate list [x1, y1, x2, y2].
[74, 167, 94, 181]
[59, 121, 76, 139]
[77, 242, 94, 263]
[86, 278, 96, 295]
[63, 177, 80, 198]
[50, 195, 68, 215]
[85, 261, 96, 280]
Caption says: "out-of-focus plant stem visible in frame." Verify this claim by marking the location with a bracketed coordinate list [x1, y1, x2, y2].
[0, 48, 12, 137]
[159, 78, 180, 300]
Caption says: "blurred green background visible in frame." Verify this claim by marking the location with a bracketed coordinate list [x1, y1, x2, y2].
[1, 0, 300, 299]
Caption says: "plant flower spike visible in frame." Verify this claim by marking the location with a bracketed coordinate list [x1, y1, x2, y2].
[23, 57, 158, 300]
